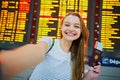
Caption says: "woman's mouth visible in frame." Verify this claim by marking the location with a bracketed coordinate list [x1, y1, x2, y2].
[65, 31, 76, 37]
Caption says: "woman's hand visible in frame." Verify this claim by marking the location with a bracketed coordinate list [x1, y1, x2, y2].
[84, 62, 101, 80]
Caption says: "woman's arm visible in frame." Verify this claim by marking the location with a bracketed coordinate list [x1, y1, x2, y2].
[0, 42, 48, 78]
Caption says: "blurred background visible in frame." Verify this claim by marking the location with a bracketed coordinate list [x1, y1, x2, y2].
[0, 0, 120, 80]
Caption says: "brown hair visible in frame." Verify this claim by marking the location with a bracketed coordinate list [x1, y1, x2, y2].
[61, 12, 89, 80]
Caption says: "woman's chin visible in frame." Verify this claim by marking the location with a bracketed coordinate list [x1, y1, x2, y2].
[64, 37, 78, 41]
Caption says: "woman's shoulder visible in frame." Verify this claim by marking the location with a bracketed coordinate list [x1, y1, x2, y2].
[38, 36, 55, 47]
[39, 36, 52, 42]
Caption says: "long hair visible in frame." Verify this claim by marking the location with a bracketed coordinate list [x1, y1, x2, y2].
[61, 12, 89, 80]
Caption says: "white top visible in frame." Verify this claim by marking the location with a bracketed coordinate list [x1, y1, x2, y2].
[29, 37, 72, 80]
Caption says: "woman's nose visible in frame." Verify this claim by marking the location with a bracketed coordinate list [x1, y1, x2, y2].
[68, 27, 75, 32]
[69, 26, 74, 30]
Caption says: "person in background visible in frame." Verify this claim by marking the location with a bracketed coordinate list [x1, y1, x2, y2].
[1, 12, 101, 80]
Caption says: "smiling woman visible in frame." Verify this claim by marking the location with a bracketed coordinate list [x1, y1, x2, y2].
[29, 12, 101, 80]
[1, 12, 101, 80]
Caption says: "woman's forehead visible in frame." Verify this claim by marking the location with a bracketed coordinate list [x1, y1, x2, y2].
[63, 15, 80, 23]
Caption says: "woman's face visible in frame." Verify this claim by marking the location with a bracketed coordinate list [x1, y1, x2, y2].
[61, 15, 81, 41]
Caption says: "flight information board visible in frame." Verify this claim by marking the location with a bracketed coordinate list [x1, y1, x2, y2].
[0, 0, 32, 49]
[100, 0, 120, 67]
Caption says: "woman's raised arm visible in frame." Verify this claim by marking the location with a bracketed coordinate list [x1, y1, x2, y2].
[0, 42, 48, 78]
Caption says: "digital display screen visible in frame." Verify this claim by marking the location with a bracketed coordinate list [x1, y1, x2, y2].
[0, 0, 31, 42]
[101, 0, 120, 58]
[0, 0, 32, 49]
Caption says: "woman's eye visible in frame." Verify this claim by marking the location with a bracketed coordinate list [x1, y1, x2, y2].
[65, 24, 70, 27]
[75, 26, 80, 28]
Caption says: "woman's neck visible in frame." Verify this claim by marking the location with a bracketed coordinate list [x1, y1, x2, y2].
[60, 38, 72, 54]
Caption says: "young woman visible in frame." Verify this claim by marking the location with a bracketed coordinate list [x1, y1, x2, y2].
[1, 12, 101, 80]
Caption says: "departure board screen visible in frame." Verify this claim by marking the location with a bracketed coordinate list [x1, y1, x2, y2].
[100, 0, 120, 67]
[101, 0, 120, 56]
[0, 0, 32, 49]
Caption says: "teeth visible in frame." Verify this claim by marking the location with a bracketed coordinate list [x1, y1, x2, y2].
[67, 33, 75, 36]
[65, 31, 76, 36]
